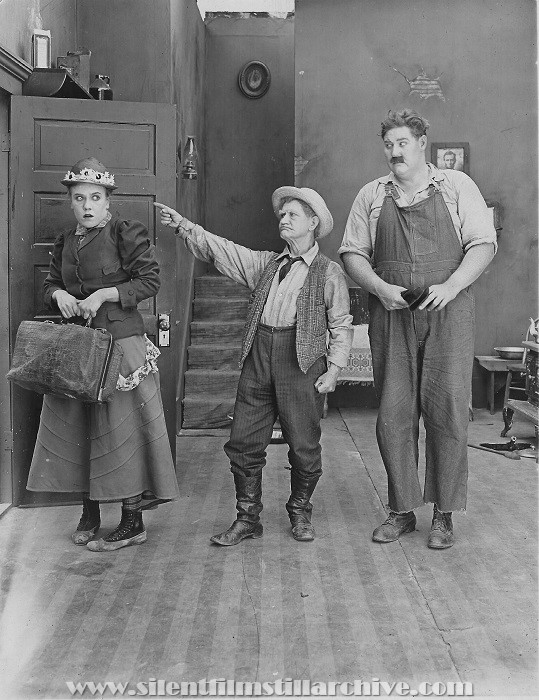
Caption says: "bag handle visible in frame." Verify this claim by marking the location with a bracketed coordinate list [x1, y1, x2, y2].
[59, 316, 93, 328]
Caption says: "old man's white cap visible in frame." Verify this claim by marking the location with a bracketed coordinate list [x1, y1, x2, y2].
[272, 186, 334, 239]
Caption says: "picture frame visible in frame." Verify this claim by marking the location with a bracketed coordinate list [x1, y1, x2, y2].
[238, 61, 271, 99]
[31, 29, 52, 69]
[431, 142, 469, 174]
[485, 200, 502, 232]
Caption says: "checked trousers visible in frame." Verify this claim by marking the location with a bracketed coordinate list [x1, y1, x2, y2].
[224, 324, 327, 481]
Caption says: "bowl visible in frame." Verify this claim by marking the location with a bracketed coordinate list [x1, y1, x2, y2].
[494, 346, 525, 360]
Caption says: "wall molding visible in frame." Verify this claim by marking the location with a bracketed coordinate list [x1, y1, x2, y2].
[0, 44, 32, 94]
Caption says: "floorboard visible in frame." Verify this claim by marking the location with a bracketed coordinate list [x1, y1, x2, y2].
[0, 408, 536, 698]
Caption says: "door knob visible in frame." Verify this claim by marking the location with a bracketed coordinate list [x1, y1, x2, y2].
[158, 313, 170, 347]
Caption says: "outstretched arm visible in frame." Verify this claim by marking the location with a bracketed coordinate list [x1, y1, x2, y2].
[154, 202, 274, 290]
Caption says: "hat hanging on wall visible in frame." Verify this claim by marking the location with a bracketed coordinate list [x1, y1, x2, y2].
[238, 61, 271, 99]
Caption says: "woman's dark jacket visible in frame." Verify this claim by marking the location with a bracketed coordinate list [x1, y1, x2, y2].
[44, 217, 160, 340]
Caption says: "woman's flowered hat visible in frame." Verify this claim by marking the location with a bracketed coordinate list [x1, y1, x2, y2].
[61, 156, 117, 190]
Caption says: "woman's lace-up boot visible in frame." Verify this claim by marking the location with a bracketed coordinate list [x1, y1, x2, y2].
[87, 506, 146, 552]
[71, 495, 101, 545]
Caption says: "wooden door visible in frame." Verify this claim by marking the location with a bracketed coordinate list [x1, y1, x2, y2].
[9, 96, 177, 506]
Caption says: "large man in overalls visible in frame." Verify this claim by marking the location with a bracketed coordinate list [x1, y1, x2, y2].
[340, 110, 497, 548]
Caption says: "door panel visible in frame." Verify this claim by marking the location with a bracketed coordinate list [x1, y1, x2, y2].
[10, 96, 177, 506]
[34, 121, 156, 175]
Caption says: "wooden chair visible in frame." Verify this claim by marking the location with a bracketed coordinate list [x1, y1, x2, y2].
[500, 361, 527, 436]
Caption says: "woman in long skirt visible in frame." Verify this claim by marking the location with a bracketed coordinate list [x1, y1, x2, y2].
[26, 157, 179, 552]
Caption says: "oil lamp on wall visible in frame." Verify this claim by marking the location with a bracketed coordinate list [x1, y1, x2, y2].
[180, 136, 199, 180]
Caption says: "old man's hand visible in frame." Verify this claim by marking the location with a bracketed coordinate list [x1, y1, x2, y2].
[154, 202, 184, 229]
[314, 364, 341, 394]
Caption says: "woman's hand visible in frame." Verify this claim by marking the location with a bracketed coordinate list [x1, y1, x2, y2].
[52, 289, 81, 319]
[154, 202, 183, 229]
[77, 288, 118, 320]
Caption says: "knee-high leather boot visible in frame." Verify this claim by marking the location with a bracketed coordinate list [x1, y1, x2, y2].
[286, 472, 320, 541]
[210, 473, 263, 546]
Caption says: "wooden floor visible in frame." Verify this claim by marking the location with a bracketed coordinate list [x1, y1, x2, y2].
[0, 408, 536, 698]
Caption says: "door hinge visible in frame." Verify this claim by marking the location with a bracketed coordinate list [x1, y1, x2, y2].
[1, 133, 10, 152]
[3, 431, 13, 452]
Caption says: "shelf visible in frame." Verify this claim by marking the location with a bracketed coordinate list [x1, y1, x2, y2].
[22, 68, 93, 99]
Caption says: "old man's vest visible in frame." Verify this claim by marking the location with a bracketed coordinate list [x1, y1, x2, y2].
[239, 252, 331, 373]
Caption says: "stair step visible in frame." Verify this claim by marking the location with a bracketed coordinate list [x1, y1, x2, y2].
[193, 297, 249, 322]
[182, 395, 236, 429]
[184, 369, 241, 394]
[188, 344, 241, 370]
[195, 275, 251, 299]
[190, 320, 244, 344]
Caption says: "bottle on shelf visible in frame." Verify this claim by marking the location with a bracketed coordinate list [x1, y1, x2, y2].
[89, 74, 113, 100]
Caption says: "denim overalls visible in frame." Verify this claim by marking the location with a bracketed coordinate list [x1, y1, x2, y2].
[368, 183, 474, 513]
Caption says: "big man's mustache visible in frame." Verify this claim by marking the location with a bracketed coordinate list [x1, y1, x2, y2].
[391, 157, 405, 163]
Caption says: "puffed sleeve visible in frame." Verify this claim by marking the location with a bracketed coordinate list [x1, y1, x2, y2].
[114, 219, 160, 309]
[43, 232, 67, 309]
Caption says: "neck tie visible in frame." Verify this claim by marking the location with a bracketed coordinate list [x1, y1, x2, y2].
[278, 256, 302, 284]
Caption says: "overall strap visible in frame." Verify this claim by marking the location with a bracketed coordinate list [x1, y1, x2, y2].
[384, 182, 399, 199]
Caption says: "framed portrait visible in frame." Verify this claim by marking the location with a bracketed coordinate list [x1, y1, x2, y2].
[431, 142, 469, 174]
[238, 61, 271, 99]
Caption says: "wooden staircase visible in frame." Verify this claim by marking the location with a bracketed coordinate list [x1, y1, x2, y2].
[182, 273, 250, 429]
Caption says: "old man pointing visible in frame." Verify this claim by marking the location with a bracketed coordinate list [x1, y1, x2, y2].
[155, 187, 352, 544]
